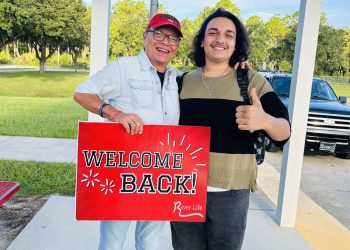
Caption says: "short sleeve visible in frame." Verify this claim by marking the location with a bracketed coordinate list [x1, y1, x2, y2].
[260, 91, 290, 147]
[75, 60, 122, 100]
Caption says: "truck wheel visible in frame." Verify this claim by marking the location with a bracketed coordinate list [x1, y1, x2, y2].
[265, 138, 279, 152]
[335, 152, 350, 159]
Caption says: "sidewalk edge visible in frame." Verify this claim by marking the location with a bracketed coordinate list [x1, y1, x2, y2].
[258, 163, 350, 250]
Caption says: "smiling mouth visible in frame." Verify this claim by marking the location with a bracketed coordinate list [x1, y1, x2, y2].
[157, 47, 170, 53]
[211, 45, 226, 51]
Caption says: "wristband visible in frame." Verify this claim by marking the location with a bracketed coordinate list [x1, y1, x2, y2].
[111, 111, 122, 121]
[98, 103, 109, 117]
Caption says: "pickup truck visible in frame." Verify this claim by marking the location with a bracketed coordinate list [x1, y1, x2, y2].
[262, 73, 350, 159]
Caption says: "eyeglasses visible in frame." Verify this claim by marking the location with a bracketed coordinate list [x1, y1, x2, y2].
[146, 29, 181, 46]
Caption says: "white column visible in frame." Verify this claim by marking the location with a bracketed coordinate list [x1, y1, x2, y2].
[277, 0, 322, 227]
[88, 0, 111, 122]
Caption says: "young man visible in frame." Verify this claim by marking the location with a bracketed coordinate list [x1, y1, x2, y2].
[74, 13, 183, 250]
[170, 9, 291, 250]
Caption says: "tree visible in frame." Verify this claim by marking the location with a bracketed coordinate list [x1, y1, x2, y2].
[0, 0, 12, 46]
[263, 15, 291, 70]
[342, 29, 350, 77]
[62, 5, 91, 71]
[245, 15, 268, 69]
[269, 25, 296, 71]
[6, 0, 88, 73]
[194, 0, 240, 30]
[109, 0, 149, 59]
[271, 15, 346, 75]
[0, 0, 23, 47]
[173, 17, 196, 70]
[265, 15, 290, 48]
[315, 25, 346, 75]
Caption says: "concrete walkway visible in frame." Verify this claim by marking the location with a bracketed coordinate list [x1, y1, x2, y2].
[6, 193, 309, 250]
[0, 136, 77, 163]
[1, 135, 350, 249]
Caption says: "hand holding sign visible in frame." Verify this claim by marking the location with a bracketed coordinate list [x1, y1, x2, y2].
[112, 112, 144, 135]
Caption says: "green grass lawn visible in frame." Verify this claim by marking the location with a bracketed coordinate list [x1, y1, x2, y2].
[330, 84, 350, 99]
[0, 71, 89, 97]
[0, 71, 88, 138]
[0, 160, 75, 196]
[0, 72, 81, 198]
[0, 96, 87, 138]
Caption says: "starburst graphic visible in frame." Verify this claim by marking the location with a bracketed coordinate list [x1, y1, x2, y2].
[100, 179, 116, 195]
[159, 133, 207, 167]
[81, 170, 100, 187]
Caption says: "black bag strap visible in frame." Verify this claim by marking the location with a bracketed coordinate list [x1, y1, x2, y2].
[236, 69, 250, 104]
[237, 69, 266, 165]
[176, 72, 188, 94]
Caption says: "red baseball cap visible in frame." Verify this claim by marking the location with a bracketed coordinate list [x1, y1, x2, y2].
[146, 13, 183, 37]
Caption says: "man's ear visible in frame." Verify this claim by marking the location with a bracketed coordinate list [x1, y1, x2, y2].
[143, 32, 147, 39]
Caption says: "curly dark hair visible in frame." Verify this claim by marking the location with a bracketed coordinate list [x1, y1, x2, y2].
[189, 8, 250, 67]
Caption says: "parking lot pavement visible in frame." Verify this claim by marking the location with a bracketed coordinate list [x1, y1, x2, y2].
[265, 152, 350, 230]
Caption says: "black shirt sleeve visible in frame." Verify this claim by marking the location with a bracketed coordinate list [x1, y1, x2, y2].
[260, 91, 291, 147]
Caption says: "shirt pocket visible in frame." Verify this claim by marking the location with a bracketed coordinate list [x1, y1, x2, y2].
[129, 80, 155, 108]
[165, 83, 178, 92]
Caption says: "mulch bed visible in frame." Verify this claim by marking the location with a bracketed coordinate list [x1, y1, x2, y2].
[0, 196, 48, 249]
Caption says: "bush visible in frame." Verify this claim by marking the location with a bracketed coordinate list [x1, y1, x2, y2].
[0, 51, 11, 64]
[279, 60, 292, 72]
[45, 52, 89, 69]
[77, 56, 89, 69]
[46, 52, 72, 68]
[60, 53, 73, 68]
[11, 53, 39, 66]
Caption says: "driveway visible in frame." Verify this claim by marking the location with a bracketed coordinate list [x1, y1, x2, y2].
[265, 152, 350, 230]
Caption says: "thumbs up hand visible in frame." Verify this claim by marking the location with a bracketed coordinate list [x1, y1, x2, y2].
[236, 88, 268, 131]
[250, 87, 262, 108]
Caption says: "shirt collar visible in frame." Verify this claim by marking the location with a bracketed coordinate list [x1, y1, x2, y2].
[138, 50, 173, 73]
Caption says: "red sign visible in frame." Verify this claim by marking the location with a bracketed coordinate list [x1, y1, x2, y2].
[76, 122, 210, 222]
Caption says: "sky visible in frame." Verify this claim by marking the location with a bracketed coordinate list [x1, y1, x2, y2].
[85, 0, 349, 29]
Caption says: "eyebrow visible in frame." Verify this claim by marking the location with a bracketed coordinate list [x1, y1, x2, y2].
[156, 29, 179, 38]
[207, 27, 236, 34]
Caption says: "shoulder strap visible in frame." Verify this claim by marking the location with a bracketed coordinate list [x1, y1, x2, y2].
[176, 72, 188, 94]
[237, 69, 250, 104]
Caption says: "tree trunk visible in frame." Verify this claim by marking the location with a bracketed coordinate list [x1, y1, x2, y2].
[82, 46, 87, 59]
[13, 41, 20, 57]
[70, 50, 73, 66]
[39, 46, 46, 74]
[6, 44, 10, 61]
[57, 46, 60, 66]
[28, 44, 35, 62]
[72, 53, 78, 72]
[39, 60, 45, 74]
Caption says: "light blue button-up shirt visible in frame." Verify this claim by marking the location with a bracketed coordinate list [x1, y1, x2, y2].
[76, 50, 181, 125]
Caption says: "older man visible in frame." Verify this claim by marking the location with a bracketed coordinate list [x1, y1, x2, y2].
[74, 13, 182, 250]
